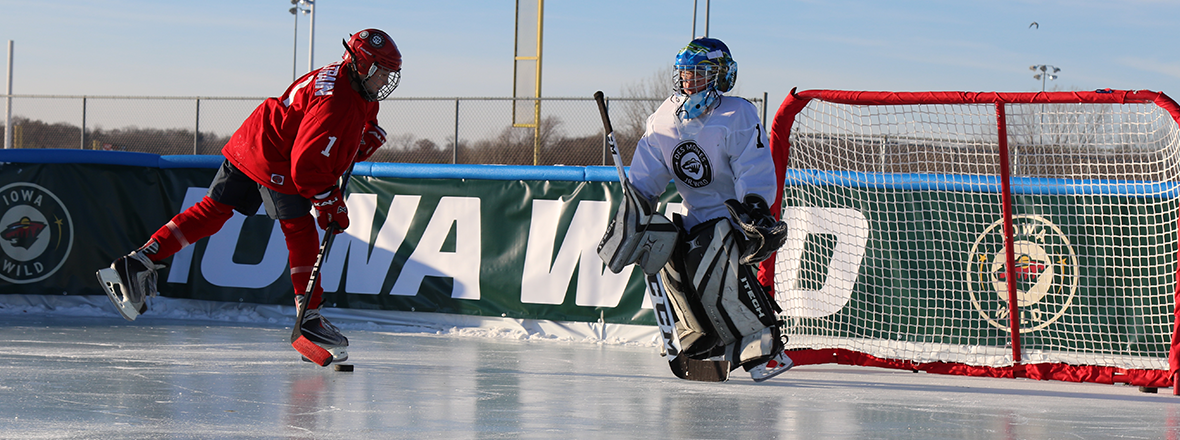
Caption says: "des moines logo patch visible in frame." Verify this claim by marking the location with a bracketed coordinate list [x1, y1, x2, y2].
[0, 183, 74, 284]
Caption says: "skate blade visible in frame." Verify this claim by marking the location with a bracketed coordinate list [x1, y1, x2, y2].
[95, 268, 141, 321]
[326, 346, 348, 363]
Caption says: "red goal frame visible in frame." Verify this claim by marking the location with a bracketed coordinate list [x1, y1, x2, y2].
[761, 88, 1180, 392]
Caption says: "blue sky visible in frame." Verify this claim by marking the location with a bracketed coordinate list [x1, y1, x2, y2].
[3, 0, 1179, 113]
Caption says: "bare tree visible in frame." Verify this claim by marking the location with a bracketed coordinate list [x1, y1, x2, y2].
[618, 66, 672, 142]
[385, 133, 417, 151]
[463, 116, 567, 165]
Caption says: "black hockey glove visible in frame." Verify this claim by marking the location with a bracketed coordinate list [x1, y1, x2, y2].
[725, 194, 788, 265]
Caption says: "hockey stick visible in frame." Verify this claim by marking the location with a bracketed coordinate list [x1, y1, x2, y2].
[594, 91, 729, 382]
[289, 164, 355, 367]
[594, 91, 683, 359]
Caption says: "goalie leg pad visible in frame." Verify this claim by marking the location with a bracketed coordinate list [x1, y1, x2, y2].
[680, 218, 780, 351]
[660, 248, 716, 358]
[598, 180, 679, 275]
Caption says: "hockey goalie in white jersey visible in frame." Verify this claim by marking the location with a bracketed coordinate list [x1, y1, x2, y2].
[599, 37, 793, 381]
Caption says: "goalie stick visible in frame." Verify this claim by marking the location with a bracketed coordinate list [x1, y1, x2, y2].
[290, 163, 356, 367]
[594, 91, 729, 382]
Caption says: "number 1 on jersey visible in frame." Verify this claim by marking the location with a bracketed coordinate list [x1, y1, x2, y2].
[321, 136, 338, 157]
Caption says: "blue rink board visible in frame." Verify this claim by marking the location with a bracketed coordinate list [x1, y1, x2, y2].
[0, 149, 623, 182]
[3, 149, 1174, 197]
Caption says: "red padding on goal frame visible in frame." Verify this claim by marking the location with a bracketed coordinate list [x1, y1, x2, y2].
[765, 88, 1180, 391]
[789, 89, 1180, 111]
[761, 88, 815, 297]
[787, 348, 1172, 388]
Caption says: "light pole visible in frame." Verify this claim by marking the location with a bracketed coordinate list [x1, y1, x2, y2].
[691, 0, 711, 38]
[289, 0, 313, 81]
[1029, 64, 1060, 92]
[1028, 64, 1061, 150]
[305, 0, 315, 73]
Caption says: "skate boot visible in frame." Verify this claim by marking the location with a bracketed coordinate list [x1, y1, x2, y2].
[95, 250, 166, 321]
[749, 351, 794, 382]
[300, 307, 349, 363]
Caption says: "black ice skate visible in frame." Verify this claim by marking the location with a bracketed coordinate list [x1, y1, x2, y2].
[300, 307, 349, 363]
[96, 250, 166, 321]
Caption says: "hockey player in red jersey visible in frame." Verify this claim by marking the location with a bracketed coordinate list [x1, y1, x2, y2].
[599, 38, 793, 381]
[96, 28, 401, 364]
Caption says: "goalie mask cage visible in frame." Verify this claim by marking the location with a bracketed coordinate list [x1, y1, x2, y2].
[763, 89, 1180, 392]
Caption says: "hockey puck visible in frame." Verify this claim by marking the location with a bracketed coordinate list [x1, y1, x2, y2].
[333, 364, 354, 372]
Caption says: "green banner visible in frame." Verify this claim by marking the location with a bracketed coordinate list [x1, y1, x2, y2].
[0, 162, 679, 325]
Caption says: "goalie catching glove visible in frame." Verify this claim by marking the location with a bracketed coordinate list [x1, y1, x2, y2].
[313, 186, 349, 233]
[725, 194, 787, 265]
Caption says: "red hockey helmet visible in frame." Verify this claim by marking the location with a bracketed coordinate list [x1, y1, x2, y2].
[342, 29, 402, 101]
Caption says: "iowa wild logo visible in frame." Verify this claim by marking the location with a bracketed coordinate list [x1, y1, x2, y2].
[0, 183, 74, 284]
[966, 215, 1078, 333]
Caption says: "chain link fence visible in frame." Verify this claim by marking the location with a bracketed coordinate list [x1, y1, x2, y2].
[0, 94, 765, 166]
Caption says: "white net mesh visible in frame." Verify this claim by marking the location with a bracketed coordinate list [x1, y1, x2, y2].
[775, 93, 1180, 372]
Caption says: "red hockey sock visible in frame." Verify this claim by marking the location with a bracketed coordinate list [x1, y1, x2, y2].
[281, 215, 324, 310]
[141, 196, 234, 262]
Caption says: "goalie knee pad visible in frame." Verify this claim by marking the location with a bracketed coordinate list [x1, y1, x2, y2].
[669, 217, 781, 360]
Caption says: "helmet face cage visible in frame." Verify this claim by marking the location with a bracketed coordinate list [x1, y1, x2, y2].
[362, 66, 400, 101]
[671, 65, 721, 97]
[344, 29, 402, 101]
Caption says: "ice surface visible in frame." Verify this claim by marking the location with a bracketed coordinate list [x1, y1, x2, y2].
[0, 295, 1178, 439]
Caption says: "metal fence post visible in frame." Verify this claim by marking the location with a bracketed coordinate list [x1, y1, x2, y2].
[454, 98, 459, 164]
[80, 96, 86, 149]
[194, 98, 200, 154]
[3, 41, 11, 150]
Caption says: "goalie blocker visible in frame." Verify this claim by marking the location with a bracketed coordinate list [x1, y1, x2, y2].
[597, 180, 679, 275]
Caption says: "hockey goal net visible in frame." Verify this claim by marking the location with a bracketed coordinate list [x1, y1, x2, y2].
[762, 89, 1180, 389]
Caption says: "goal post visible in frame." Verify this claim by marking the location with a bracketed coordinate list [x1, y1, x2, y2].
[762, 88, 1180, 391]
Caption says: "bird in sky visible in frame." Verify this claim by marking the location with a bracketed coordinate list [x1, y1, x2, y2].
[1029, 22, 1039, 29]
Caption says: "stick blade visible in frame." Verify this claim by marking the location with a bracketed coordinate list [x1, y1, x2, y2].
[669, 356, 730, 382]
[292, 336, 333, 366]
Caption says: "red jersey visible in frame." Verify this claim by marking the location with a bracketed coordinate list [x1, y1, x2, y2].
[222, 61, 379, 199]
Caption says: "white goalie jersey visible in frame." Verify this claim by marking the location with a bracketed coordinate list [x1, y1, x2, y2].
[628, 95, 775, 230]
